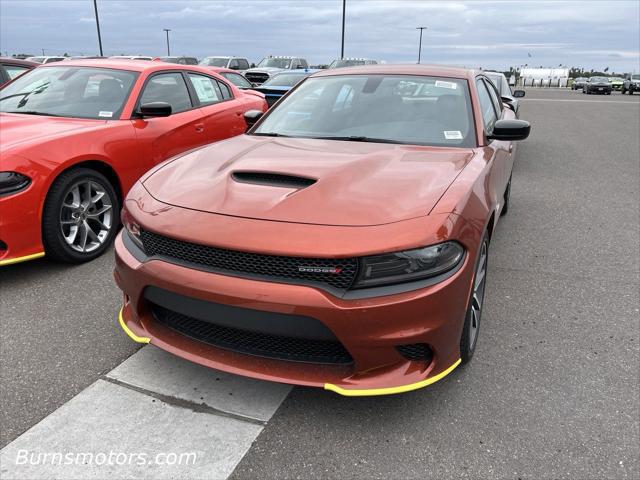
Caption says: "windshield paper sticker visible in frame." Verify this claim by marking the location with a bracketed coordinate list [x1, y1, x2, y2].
[444, 130, 463, 140]
[435, 80, 457, 89]
[98, 111, 114, 118]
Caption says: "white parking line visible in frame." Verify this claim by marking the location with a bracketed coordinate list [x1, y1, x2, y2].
[523, 98, 639, 104]
[0, 346, 292, 479]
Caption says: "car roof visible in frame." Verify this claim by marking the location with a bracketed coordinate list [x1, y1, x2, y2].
[38, 59, 214, 73]
[311, 63, 477, 80]
[0, 57, 39, 66]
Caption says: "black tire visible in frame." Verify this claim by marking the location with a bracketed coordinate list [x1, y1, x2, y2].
[42, 168, 120, 263]
[500, 175, 512, 217]
[460, 231, 489, 364]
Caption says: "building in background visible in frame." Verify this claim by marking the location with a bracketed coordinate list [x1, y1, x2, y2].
[518, 67, 570, 87]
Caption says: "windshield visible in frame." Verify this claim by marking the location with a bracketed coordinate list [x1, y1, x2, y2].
[632, 75, 640, 80]
[590, 77, 608, 82]
[263, 73, 306, 87]
[575, 77, 586, 81]
[0, 66, 138, 119]
[253, 75, 475, 147]
[257, 57, 292, 69]
[329, 59, 366, 68]
[200, 57, 228, 67]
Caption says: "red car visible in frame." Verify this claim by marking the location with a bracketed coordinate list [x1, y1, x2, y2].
[114, 65, 530, 395]
[0, 59, 267, 265]
[0, 57, 38, 86]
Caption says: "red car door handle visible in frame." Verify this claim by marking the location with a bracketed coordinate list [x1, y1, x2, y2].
[195, 123, 205, 133]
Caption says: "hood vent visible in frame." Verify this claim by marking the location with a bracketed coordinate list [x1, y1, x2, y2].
[232, 171, 317, 189]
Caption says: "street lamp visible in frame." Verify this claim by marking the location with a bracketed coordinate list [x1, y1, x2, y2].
[340, 0, 346, 59]
[163, 29, 171, 56]
[93, 0, 103, 56]
[416, 26, 427, 64]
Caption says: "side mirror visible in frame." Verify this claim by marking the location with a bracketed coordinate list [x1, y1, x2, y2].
[138, 102, 172, 117]
[487, 119, 530, 142]
[513, 90, 525, 98]
[244, 109, 264, 129]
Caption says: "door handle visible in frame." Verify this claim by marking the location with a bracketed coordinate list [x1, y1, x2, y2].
[235, 111, 243, 117]
[195, 123, 205, 133]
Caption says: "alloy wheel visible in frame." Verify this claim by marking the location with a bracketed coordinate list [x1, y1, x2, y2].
[468, 240, 488, 350]
[59, 180, 113, 253]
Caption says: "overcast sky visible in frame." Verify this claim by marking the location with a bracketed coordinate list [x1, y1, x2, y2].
[1, 0, 639, 71]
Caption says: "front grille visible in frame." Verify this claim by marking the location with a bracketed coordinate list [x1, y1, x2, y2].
[141, 230, 358, 291]
[245, 72, 269, 84]
[396, 343, 433, 362]
[152, 304, 353, 364]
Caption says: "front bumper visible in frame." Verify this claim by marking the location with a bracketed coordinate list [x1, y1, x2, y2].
[114, 230, 473, 396]
[0, 182, 45, 265]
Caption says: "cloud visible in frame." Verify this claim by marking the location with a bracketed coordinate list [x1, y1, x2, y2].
[0, 0, 638, 71]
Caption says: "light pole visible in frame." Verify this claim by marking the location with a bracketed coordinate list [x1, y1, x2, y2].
[163, 29, 171, 56]
[416, 26, 427, 64]
[93, 0, 103, 56]
[340, 0, 346, 59]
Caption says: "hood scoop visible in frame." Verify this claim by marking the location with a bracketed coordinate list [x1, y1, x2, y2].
[231, 171, 317, 189]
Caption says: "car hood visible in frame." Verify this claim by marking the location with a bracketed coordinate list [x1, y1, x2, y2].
[245, 67, 285, 75]
[0, 113, 106, 151]
[143, 135, 473, 226]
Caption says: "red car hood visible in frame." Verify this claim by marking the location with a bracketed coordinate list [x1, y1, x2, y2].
[143, 135, 473, 226]
[0, 113, 106, 151]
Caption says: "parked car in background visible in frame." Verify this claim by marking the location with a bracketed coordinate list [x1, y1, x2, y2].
[583, 76, 612, 94]
[115, 65, 530, 396]
[244, 56, 309, 85]
[608, 77, 623, 91]
[67, 56, 106, 60]
[328, 57, 379, 68]
[0, 59, 267, 266]
[156, 56, 199, 65]
[484, 71, 525, 117]
[621, 73, 640, 94]
[572, 77, 588, 90]
[26, 56, 66, 64]
[203, 67, 254, 90]
[199, 56, 250, 71]
[109, 55, 153, 61]
[252, 69, 318, 107]
[0, 57, 37, 86]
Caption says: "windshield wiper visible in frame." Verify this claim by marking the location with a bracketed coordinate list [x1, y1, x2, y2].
[4, 110, 63, 117]
[252, 132, 292, 137]
[308, 135, 406, 144]
[0, 92, 32, 102]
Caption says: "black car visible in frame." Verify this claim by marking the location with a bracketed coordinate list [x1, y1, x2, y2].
[485, 71, 525, 117]
[583, 76, 612, 95]
[572, 77, 588, 90]
[621, 74, 640, 95]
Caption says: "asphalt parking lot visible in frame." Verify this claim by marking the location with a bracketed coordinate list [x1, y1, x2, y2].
[1, 88, 639, 479]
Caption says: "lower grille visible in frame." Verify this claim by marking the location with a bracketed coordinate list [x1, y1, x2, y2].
[140, 230, 358, 291]
[396, 343, 433, 362]
[151, 304, 354, 364]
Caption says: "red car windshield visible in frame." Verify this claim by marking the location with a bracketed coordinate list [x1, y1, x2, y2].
[254, 74, 476, 147]
[0, 66, 138, 119]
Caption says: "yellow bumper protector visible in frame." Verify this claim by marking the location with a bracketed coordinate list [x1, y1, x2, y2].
[0, 252, 45, 266]
[118, 307, 150, 344]
[324, 358, 462, 397]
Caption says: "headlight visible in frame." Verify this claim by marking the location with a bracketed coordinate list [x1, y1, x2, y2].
[121, 208, 144, 252]
[0, 172, 31, 197]
[353, 242, 464, 289]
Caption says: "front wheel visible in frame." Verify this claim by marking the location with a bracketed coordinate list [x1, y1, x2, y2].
[42, 168, 120, 263]
[460, 232, 489, 364]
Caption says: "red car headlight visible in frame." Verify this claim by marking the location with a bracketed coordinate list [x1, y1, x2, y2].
[121, 208, 144, 252]
[0, 171, 31, 197]
[353, 241, 464, 289]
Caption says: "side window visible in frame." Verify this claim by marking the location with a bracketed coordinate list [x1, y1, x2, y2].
[217, 80, 232, 99]
[223, 72, 252, 89]
[484, 79, 502, 118]
[300, 59, 308, 68]
[140, 72, 192, 113]
[229, 59, 239, 70]
[238, 59, 250, 70]
[4, 65, 30, 80]
[187, 73, 222, 105]
[476, 79, 497, 131]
